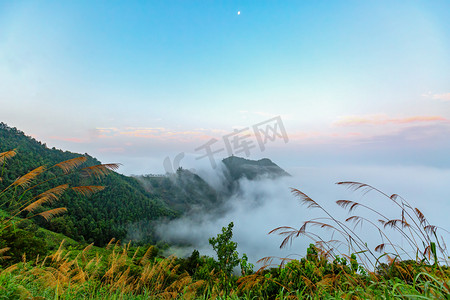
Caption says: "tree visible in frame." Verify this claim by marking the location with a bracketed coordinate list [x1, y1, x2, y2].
[208, 222, 240, 277]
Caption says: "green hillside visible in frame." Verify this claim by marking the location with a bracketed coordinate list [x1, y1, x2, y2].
[0, 123, 176, 246]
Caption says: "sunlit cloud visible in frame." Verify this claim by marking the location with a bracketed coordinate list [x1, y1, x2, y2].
[334, 114, 447, 127]
[422, 92, 450, 101]
[288, 120, 450, 148]
[194, 128, 229, 135]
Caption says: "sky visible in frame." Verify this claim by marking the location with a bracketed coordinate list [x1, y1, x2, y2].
[1, 0, 449, 261]
[1, 1, 450, 174]
[0, 2, 449, 176]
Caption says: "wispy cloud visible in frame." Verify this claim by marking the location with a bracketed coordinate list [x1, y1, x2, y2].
[334, 114, 447, 127]
[422, 92, 450, 101]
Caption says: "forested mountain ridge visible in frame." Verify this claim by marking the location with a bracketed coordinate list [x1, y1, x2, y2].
[218, 155, 290, 195]
[134, 156, 290, 214]
[135, 168, 220, 213]
[0, 123, 176, 245]
[0, 123, 290, 246]
[222, 156, 290, 181]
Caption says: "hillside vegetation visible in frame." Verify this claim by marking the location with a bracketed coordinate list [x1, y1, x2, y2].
[0, 123, 448, 299]
[0, 123, 175, 246]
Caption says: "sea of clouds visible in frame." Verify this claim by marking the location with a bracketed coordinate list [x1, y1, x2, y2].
[155, 162, 450, 267]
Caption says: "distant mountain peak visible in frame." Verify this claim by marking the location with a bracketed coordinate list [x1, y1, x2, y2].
[221, 156, 290, 181]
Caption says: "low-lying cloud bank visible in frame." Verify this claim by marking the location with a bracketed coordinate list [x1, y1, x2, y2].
[155, 163, 450, 266]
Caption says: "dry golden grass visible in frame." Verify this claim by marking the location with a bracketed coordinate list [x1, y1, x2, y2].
[0, 149, 17, 165]
[37, 207, 68, 222]
[81, 163, 121, 179]
[13, 166, 46, 188]
[71, 185, 105, 197]
[55, 157, 88, 174]
[24, 184, 69, 213]
[9, 241, 207, 299]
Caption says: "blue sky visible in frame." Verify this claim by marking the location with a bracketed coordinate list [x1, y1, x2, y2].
[1, 1, 449, 174]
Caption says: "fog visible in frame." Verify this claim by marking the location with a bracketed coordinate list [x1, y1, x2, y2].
[155, 162, 450, 267]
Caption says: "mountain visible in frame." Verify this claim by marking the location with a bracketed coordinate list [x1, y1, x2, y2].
[222, 156, 290, 181]
[0, 123, 176, 245]
[135, 156, 290, 214]
[135, 168, 220, 213]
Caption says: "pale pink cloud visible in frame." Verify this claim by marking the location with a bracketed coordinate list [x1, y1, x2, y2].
[422, 92, 450, 101]
[334, 114, 447, 127]
[195, 128, 229, 135]
[392, 116, 447, 124]
[96, 128, 120, 138]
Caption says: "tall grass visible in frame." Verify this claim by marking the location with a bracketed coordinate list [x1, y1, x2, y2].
[0, 240, 209, 299]
[265, 182, 450, 298]
[270, 182, 449, 266]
